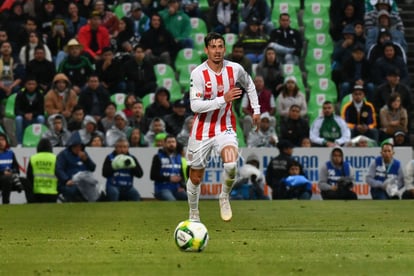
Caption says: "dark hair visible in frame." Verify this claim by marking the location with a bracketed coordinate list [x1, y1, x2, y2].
[323, 100, 333, 106]
[37, 138, 53, 153]
[133, 43, 144, 51]
[288, 160, 301, 170]
[204, 32, 225, 48]
[72, 104, 84, 113]
[105, 101, 117, 109]
[232, 42, 244, 50]
[387, 93, 401, 109]
[279, 13, 290, 19]
[165, 133, 176, 141]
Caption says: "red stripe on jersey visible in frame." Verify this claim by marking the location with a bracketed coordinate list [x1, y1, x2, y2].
[195, 70, 212, 140]
[208, 73, 224, 138]
[221, 66, 236, 131]
[196, 113, 207, 140]
[202, 69, 212, 99]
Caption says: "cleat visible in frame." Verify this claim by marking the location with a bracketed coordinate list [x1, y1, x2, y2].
[219, 194, 232, 221]
[189, 209, 200, 222]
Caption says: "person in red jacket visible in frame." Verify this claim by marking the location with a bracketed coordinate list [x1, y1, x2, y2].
[77, 11, 110, 61]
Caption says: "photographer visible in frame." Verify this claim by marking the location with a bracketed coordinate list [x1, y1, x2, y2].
[0, 132, 25, 204]
[102, 137, 143, 201]
[318, 147, 357, 200]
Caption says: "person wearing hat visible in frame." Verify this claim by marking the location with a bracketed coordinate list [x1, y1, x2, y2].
[44, 73, 77, 119]
[364, 0, 404, 34]
[159, 0, 193, 50]
[128, 2, 150, 40]
[144, 86, 173, 129]
[164, 99, 189, 136]
[56, 131, 97, 202]
[42, 113, 72, 147]
[373, 67, 411, 112]
[339, 42, 374, 101]
[319, 147, 357, 200]
[93, 0, 120, 37]
[77, 10, 111, 61]
[78, 115, 105, 145]
[102, 137, 144, 201]
[57, 38, 94, 94]
[231, 153, 269, 200]
[144, 117, 167, 146]
[268, 13, 303, 65]
[265, 139, 301, 199]
[105, 111, 133, 147]
[276, 75, 307, 118]
[26, 138, 58, 203]
[247, 112, 278, 148]
[238, 16, 269, 63]
[341, 84, 379, 143]
[366, 141, 404, 199]
[393, 130, 409, 147]
[310, 101, 351, 147]
[46, 15, 70, 61]
[0, 132, 26, 204]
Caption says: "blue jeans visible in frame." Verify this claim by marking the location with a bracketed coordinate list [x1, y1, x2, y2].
[60, 185, 86, 202]
[154, 189, 187, 201]
[15, 115, 46, 144]
[106, 185, 141, 201]
[370, 187, 390, 200]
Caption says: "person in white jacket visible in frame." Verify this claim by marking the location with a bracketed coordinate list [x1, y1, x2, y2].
[402, 161, 414, 199]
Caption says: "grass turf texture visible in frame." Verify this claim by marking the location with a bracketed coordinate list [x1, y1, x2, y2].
[1, 201, 414, 275]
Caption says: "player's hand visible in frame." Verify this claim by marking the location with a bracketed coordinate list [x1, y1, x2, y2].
[224, 87, 242, 103]
[252, 114, 260, 132]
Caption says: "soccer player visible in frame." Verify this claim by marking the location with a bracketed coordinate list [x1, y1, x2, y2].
[186, 32, 260, 222]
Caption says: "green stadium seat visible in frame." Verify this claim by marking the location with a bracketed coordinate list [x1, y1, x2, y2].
[141, 93, 155, 110]
[110, 93, 126, 111]
[305, 62, 331, 79]
[191, 32, 206, 55]
[113, 2, 131, 19]
[282, 64, 302, 77]
[5, 93, 17, 118]
[156, 78, 183, 102]
[305, 47, 331, 65]
[303, 0, 330, 14]
[177, 63, 198, 93]
[307, 78, 337, 103]
[175, 48, 201, 74]
[340, 93, 352, 114]
[198, 0, 210, 13]
[305, 32, 334, 53]
[271, 2, 300, 29]
[190, 17, 208, 34]
[154, 63, 176, 80]
[22, 123, 49, 147]
[307, 89, 337, 124]
[223, 33, 238, 55]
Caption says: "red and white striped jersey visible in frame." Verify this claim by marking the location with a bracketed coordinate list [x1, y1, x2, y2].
[189, 60, 260, 141]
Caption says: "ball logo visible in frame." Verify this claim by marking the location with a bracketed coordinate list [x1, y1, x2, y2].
[196, 34, 204, 43]
[226, 34, 235, 44]
[116, 94, 125, 104]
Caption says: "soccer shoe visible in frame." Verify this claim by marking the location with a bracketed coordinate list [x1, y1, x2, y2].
[219, 194, 232, 222]
[189, 209, 200, 222]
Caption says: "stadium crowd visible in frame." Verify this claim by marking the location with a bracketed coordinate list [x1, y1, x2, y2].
[1, 0, 414, 203]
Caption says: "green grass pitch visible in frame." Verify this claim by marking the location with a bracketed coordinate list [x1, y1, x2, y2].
[1, 201, 414, 275]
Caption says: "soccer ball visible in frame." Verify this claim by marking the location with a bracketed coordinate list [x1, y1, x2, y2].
[174, 220, 209, 252]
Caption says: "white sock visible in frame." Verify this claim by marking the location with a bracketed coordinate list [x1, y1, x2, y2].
[186, 179, 200, 211]
[221, 162, 237, 196]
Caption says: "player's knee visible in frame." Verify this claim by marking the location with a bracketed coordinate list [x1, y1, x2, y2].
[189, 169, 203, 185]
[223, 162, 237, 179]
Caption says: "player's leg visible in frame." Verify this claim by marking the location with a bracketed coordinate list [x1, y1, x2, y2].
[187, 167, 204, 221]
[219, 145, 238, 221]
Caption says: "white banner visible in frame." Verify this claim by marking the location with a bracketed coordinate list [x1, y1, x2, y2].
[8, 147, 413, 203]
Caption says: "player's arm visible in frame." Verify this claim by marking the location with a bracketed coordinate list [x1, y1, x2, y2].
[189, 72, 227, 113]
[237, 67, 261, 129]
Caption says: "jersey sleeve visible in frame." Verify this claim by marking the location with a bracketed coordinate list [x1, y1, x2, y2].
[237, 65, 260, 114]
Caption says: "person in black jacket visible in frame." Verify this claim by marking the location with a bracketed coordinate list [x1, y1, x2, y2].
[14, 76, 45, 145]
[122, 44, 157, 99]
[164, 99, 189, 136]
[77, 74, 111, 124]
[279, 105, 309, 147]
[26, 46, 56, 92]
[95, 47, 125, 94]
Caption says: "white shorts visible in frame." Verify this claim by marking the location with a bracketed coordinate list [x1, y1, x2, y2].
[186, 129, 238, 169]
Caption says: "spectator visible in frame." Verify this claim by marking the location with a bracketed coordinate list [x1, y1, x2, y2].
[76, 0, 95, 19]
[95, 47, 125, 94]
[44, 73, 78, 120]
[56, 131, 97, 202]
[310, 101, 351, 147]
[37, 0, 57, 36]
[373, 42, 409, 86]
[128, 101, 146, 132]
[14, 77, 45, 146]
[150, 134, 187, 201]
[98, 102, 117, 133]
[300, 137, 312, 148]
[366, 141, 404, 199]
[140, 13, 178, 66]
[364, 0, 404, 34]
[367, 28, 406, 65]
[276, 76, 307, 118]
[332, 24, 357, 85]
[268, 13, 303, 65]
[341, 85, 379, 143]
[330, 1, 364, 42]
[279, 104, 309, 147]
[5, 2, 27, 47]
[105, 111, 133, 147]
[128, 127, 147, 147]
[255, 47, 284, 96]
[181, 0, 202, 18]
[403, 159, 414, 199]
[231, 153, 268, 200]
[318, 147, 357, 200]
[93, 0, 120, 38]
[114, 16, 136, 52]
[78, 74, 111, 123]
[42, 114, 71, 147]
[26, 138, 58, 203]
[225, 42, 252, 76]
[46, 16, 70, 61]
[144, 117, 166, 146]
[247, 112, 278, 148]
[19, 31, 52, 67]
[123, 44, 157, 99]
[159, 0, 193, 49]
[238, 16, 269, 63]
[211, 0, 239, 34]
[241, 75, 275, 139]
[393, 131, 410, 147]
[77, 10, 111, 62]
[340, 43, 374, 101]
[280, 160, 312, 200]
[26, 46, 56, 92]
[373, 68, 412, 112]
[265, 140, 299, 199]
[67, 104, 85, 132]
[354, 20, 366, 45]
[176, 115, 194, 148]
[379, 93, 408, 142]
[58, 39, 94, 94]
[0, 132, 25, 204]
[88, 133, 105, 147]
[78, 115, 105, 146]
[128, 2, 150, 41]
[239, 0, 272, 35]
[0, 41, 24, 103]
[102, 137, 144, 201]
[64, 2, 87, 38]
[123, 94, 137, 119]
[144, 86, 173, 129]
[164, 99, 188, 136]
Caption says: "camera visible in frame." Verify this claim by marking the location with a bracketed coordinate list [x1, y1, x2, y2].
[12, 174, 24, 193]
[124, 159, 131, 166]
[337, 177, 354, 191]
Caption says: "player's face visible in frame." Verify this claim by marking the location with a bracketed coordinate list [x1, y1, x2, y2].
[205, 39, 225, 64]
